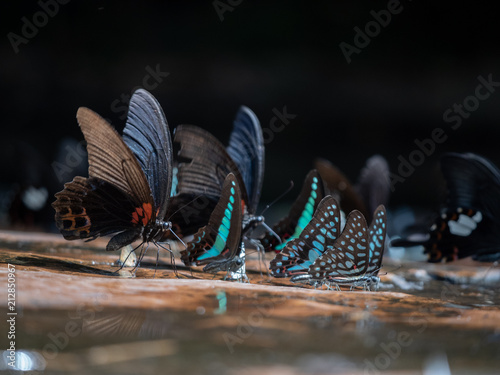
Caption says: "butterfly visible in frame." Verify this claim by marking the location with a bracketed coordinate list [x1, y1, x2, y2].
[260, 169, 327, 252]
[314, 155, 390, 222]
[180, 173, 247, 280]
[269, 195, 341, 277]
[391, 152, 500, 262]
[168, 106, 264, 239]
[291, 205, 387, 291]
[52, 89, 175, 261]
[175, 107, 266, 278]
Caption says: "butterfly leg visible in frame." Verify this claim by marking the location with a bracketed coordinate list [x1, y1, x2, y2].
[157, 242, 178, 277]
[133, 242, 150, 275]
[249, 238, 268, 278]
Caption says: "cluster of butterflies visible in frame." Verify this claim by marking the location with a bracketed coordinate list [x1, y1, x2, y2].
[51, 88, 499, 291]
[51, 88, 391, 290]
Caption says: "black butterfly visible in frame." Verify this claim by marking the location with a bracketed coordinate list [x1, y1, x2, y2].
[260, 170, 327, 252]
[391, 152, 500, 262]
[291, 205, 387, 291]
[168, 106, 264, 239]
[269, 195, 341, 277]
[180, 173, 247, 280]
[52, 89, 174, 260]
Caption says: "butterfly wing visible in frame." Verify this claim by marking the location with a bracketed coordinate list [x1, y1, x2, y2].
[180, 173, 242, 266]
[441, 152, 500, 217]
[122, 89, 172, 219]
[355, 155, 390, 219]
[270, 196, 341, 277]
[314, 158, 368, 219]
[52, 108, 155, 250]
[226, 106, 264, 214]
[53, 176, 154, 251]
[173, 125, 248, 205]
[392, 153, 500, 262]
[78, 108, 152, 205]
[308, 210, 369, 281]
[366, 205, 387, 274]
[261, 170, 326, 252]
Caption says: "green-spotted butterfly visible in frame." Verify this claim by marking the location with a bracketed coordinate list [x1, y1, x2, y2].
[291, 205, 387, 291]
[269, 195, 341, 277]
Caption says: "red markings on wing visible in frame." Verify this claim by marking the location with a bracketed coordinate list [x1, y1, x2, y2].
[131, 202, 154, 226]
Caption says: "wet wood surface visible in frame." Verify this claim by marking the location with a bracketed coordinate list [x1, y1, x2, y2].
[1, 229, 500, 374]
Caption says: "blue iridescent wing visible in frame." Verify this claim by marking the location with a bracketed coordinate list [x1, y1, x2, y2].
[367, 205, 387, 274]
[122, 89, 172, 219]
[308, 210, 369, 281]
[269, 196, 341, 277]
[226, 106, 264, 215]
[261, 170, 326, 252]
[180, 173, 242, 266]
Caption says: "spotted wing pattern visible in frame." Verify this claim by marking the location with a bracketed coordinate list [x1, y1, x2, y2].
[308, 210, 370, 281]
[366, 205, 387, 274]
[270, 196, 341, 277]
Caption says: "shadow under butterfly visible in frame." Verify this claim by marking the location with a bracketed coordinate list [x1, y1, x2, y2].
[52, 89, 178, 269]
[391, 152, 500, 262]
[286, 203, 387, 291]
[260, 169, 328, 253]
[175, 107, 273, 280]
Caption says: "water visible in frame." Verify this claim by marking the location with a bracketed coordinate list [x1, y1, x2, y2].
[1, 230, 500, 374]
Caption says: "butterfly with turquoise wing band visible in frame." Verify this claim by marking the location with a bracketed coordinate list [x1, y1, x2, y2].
[168, 106, 264, 240]
[291, 205, 387, 291]
[180, 173, 249, 280]
[270, 195, 341, 277]
[261, 170, 327, 253]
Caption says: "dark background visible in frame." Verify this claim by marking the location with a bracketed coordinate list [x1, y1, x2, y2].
[1, 1, 500, 229]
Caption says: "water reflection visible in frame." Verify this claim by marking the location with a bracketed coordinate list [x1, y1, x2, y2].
[1, 350, 46, 372]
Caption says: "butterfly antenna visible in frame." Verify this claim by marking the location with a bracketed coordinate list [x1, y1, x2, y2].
[370, 264, 403, 276]
[260, 221, 282, 244]
[377, 263, 402, 276]
[166, 193, 212, 222]
[259, 180, 294, 217]
[169, 228, 187, 249]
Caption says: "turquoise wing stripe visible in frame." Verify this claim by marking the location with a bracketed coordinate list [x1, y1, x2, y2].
[275, 177, 319, 251]
[198, 181, 237, 260]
